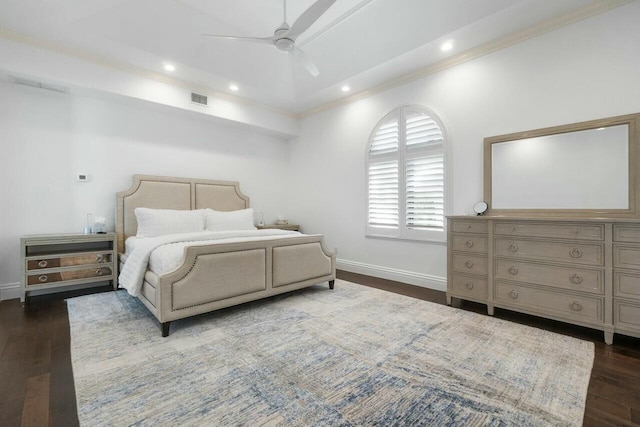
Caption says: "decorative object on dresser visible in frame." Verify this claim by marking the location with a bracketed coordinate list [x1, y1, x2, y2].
[448, 112, 640, 344]
[256, 223, 300, 231]
[20, 233, 117, 303]
[117, 175, 335, 337]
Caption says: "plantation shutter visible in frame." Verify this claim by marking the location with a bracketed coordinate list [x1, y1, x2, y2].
[406, 111, 444, 149]
[368, 161, 399, 227]
[367, 106, 446, 239]
[406, 155, 444, 230]
[369, 118, 399, 155]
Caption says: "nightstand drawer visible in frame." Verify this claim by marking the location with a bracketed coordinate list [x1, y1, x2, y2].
[451, 235, 487, 254]
[494, 259, 602, 294]
[26, 252, 113, 271]
[495, 238, 604, 266]
[494, 222, 604, 241]
[27, 267, 113, 286]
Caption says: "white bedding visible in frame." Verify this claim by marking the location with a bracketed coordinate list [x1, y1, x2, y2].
[119, 230, 301, 297]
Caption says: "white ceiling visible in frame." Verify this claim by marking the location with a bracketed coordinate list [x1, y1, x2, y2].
[0, 0, 603, 113]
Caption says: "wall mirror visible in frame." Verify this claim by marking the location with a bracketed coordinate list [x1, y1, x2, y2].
[484, 113, 639, 218]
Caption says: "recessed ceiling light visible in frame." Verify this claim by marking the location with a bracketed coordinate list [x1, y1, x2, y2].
[441, 40, 454, 52]
[341, 85, 350, 92]
[163, 63, 176, 72]
[229, 84, 239, 91]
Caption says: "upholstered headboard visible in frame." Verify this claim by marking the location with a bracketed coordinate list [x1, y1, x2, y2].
[116, 175, 250, 253]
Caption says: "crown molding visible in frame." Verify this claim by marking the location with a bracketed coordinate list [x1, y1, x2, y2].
[0, 28, 297, 119]
[298, 0, 633, 118]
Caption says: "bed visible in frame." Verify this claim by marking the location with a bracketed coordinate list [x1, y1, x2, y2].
[116, 175, 336, 336]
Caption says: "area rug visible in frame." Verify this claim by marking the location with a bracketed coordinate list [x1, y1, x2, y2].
[67, 280, 594, 426]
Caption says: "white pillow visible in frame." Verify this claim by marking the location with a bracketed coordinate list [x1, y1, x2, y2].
[135, 208, 206, 237]
[205, 208, 256, 232]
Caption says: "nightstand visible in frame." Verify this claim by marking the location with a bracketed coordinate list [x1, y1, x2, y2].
[257, 224, 301, 232]
[21, 232, 118, 303]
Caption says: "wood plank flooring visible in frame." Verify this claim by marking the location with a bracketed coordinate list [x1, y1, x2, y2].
[1, 273, 638, 427]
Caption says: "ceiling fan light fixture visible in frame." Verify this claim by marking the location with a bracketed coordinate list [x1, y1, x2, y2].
[275, 38, 295, 52]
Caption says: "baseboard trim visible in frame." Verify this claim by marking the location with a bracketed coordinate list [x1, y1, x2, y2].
[336, 259, 446, 292]
[0, 283, 21, 301]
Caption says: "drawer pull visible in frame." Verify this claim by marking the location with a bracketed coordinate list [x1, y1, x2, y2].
[465, 282, 474, 290]
[509, 243, 519, 252]
[38, 275, 48, 283]
[466, 224, 471, 230]
[509, 290, 519, 299]
[96, 269, 103, 276]
[465, 240, 474, 248]
[570, 301, 583, 312]
[464, 260, 474, 269]
[38, 260, 48, 268]
[569, 248, 582, 258]
[569, 274, 583, 285]
[96, 255, 104, 263]
[508, 266, 519, 275]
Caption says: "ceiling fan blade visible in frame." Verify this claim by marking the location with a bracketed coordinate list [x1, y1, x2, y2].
[290, 47, 319, 77]
[286, 0, 336, 40]
[202, 34, 275, 45]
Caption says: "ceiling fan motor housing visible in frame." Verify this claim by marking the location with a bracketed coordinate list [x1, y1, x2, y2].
[274, 23, 294, 52]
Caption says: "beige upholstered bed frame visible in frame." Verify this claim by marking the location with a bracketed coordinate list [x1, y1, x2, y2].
[116, 175, 336, 336]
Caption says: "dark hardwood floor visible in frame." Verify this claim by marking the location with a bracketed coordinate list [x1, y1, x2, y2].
[1, 273, 638, 427]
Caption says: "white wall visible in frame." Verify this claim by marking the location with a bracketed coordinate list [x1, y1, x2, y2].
[286, 2, 640, 288]
[0, 80, 291, 293]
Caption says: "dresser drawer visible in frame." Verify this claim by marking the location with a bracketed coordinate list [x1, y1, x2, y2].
[27, 267, 113, 286]
[614, 271, 640, 300]
[495, 259, 602, 294]
[495, 238, 604, 266]
[452, 254, 487, 276]
[451, 235, 487, 254]
[450, 220, 488, 234]
[494, 222, 604, 241]
[26, 252, 113, 271]
[613, 245, 640, 270]
[614, 224, 640, 243]
[495, 281, 603, 323]
[450, 274, 488, 300]
[614, 299, 640, 332]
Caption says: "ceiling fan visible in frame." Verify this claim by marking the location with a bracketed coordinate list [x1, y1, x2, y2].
[202, 0, 336, 77]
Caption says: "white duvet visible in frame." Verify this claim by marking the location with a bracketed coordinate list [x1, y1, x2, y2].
[119, 229, 301, 297]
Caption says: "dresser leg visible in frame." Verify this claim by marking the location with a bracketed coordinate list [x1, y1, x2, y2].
[604, 330, 614, 345]
[487, 304, 494, 316]
[328, 280, 335, 290]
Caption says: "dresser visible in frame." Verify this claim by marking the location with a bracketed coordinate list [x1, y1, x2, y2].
[21, 233, 118, 303]
[447, 216, 640, 344]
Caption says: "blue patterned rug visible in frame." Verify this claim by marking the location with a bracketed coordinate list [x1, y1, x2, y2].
[67, 280, 594, 426]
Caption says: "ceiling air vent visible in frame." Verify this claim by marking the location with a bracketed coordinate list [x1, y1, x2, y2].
[191, 92, 208, 106]
[12, 76, 68, 93]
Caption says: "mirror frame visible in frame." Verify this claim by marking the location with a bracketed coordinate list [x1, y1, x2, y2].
[484, 113, 640, 218]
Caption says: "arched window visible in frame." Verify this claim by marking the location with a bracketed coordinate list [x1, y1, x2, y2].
[366, 105, 447, 241]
